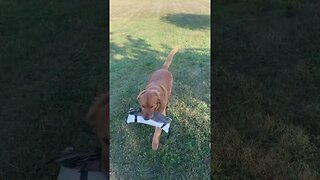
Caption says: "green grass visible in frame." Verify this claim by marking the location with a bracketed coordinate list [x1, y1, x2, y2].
[110, 0, 210, 179]
[212, 0, 320, 179]
[0, 0, 107, 179]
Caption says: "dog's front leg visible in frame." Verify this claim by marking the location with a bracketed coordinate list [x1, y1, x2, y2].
[152, 108, 166, 150]
[152, 127, 162, 150]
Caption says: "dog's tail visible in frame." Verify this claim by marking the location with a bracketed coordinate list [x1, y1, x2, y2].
[162, 48, 178, 69]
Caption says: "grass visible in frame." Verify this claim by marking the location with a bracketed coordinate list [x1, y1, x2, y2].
[110, 0, 210, 179]
[0, 0, 107, 179]
[212, 0, 320, 179]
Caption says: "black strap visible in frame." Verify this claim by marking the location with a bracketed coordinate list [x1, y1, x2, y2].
[134, 114, 137, 122]
[167, 127, 171, 139]
[80, 169, 88, 180]
[161, 123, 166, 128]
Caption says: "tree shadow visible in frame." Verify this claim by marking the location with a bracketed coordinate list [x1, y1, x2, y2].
[212, 0, 320, 133]
[110, 35, 163, 62]
[212, 0, 320, 178]
[161, 13, 210, 30]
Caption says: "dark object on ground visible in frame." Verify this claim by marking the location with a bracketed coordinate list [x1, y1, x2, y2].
[47, 147, 107, 179]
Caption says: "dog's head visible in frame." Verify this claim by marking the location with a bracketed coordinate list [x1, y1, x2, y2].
[137, 89, 160, 120]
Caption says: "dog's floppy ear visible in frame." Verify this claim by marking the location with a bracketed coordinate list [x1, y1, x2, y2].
[137, 90, 146, 100]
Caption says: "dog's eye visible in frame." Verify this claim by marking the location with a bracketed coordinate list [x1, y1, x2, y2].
[150, 106, 154, 108]
[142, 105, 145, 108]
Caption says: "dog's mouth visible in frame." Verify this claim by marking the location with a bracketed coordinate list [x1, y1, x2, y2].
[143, 116, 151, 120]
[139, 108, 155, 120]
[142, 114, 154, 120]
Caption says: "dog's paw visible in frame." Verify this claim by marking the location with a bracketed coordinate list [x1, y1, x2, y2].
[152, 142, 159, 151]
[152, 136, 160, 150]
[152, 127, 162, 150]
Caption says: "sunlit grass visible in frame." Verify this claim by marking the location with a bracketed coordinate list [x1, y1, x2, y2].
[110, 0, 210, 179]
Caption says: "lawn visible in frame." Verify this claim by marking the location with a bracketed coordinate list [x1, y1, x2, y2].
[0, 0, 107, 179]
[212, 0, 320, 179]
[110, 0, 211, 179]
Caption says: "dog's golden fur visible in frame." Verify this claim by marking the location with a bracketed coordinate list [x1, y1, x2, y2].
[137, 48, 178, 150]
[86, 93, 108, 175]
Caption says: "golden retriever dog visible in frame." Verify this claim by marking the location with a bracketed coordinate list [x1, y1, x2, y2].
[137, 48, 178, 150]
[86, 93, 108, 176]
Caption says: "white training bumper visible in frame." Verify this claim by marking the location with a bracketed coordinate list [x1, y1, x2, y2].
[127, 114, 171, 133]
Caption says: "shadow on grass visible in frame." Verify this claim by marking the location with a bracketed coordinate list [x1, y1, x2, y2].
[212, 0, 320, 178]
[0, 0, 107, 179]
[161, 13, 210, 30]
[110, 36, 210, 179]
